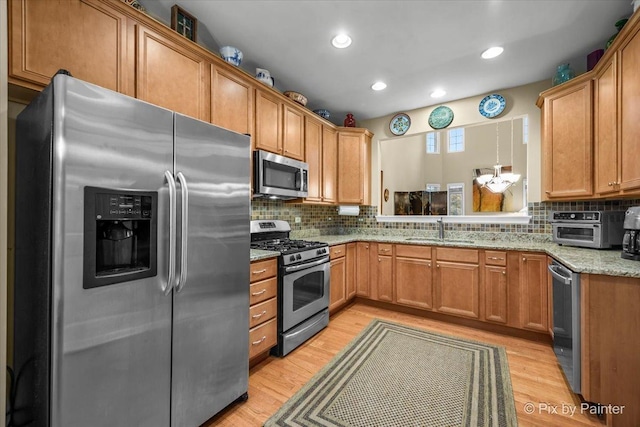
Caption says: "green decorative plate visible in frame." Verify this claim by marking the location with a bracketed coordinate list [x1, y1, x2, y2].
[389, 113, 411, 136]
[428, 106, 454, 129]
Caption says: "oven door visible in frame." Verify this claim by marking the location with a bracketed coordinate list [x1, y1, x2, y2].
[281, 257, 330, 332]
[552, 223, 601, 248]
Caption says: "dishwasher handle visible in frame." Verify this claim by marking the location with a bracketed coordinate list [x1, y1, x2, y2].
[548, 263, 572, 285]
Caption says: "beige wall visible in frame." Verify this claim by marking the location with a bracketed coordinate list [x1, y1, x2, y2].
[2, 0, 9, 413]
[361, 79, 550, 213]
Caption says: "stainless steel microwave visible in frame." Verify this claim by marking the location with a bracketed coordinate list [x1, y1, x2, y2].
[253, 150, 308, 200]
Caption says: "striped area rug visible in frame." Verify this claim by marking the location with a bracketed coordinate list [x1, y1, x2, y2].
[264, 319, 517, 427]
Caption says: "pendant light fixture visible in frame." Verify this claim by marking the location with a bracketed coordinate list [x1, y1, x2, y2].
[475, 119, 521, 193]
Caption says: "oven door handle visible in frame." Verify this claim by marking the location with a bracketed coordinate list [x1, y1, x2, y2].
[284, 256, 330, 273]
[548, 264, 572, 285]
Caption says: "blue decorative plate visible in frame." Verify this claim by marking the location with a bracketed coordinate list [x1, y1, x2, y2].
[479, 94, 506, 118]
[389, 113, 411, 135]
[428, 106, 454, 129]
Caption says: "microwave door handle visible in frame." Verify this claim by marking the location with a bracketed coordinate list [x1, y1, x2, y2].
[175, 172, 189, 293]
[548, 264, 572, 285]
[164, 171, 177, 296]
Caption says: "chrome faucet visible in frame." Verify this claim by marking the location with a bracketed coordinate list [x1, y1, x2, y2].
[437, 218, 445, 240]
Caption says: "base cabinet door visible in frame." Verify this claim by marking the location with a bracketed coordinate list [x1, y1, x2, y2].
[434, 261, 479, 319]
[356, 242, 371, 297]
[375, 256, 393, 302]
[519, 253, 548, 332]
[484, 266, 508, 324]
[394, 245, 433, 310]
[345, 243, 357, 299]
[329, 257, 346, 311]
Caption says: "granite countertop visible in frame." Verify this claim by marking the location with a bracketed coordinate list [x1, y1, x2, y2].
[251, 233, 640, 278]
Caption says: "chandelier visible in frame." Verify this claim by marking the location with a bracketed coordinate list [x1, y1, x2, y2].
[476, 120, 521, 193]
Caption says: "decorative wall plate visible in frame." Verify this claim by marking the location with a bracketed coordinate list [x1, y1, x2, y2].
[478, 94, 506, 118]
[428, 106, 454, 129]
[389, 113, 411, 136]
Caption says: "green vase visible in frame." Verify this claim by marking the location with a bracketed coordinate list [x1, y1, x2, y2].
[606, 18, 628, 49]
[552, 64, 575, 86]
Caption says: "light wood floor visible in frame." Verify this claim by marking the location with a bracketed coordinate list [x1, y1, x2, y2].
[206, 302, 605, 427]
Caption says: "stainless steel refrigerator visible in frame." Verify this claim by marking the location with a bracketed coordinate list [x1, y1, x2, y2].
[13, 73, 250, 427]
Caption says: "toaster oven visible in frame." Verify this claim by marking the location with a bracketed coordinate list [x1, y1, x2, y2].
[549, 211, 626, 249]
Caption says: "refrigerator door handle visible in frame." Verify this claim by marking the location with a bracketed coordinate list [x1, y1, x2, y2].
[165, 170, 177, 295]
[176, 171, 189, 292]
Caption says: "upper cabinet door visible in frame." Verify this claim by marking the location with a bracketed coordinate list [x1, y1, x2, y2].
[254, 89, 282, 154]
[304, 116, 323, 202]
[594, 54, 619, 196]
[282, 104, 305, 160]
[211, 66, 254, 136]
[9, 0, 132, 94]
[322, 126, 338, 203]
[137, 25, 210, 122]
[619, 23, 640, 194]
[541, 76, 593, 200]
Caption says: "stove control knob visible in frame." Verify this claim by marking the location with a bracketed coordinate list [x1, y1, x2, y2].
[289, 255, 296, 262]
[570, 213, 576, 219]
[296, 254, 302, 260]
[317, 248, 325, 255]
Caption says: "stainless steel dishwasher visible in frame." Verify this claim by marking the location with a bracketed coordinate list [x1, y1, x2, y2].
[548, 259, 581, 394]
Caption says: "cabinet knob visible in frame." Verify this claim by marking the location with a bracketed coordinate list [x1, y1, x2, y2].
[427, 263, 431, 268]
[502, 271, 506, 275]
[378, 258, 382, 262]
[365, 245, 369, 249]
[522, 257, 527, 261]
[436, 264, 440, 268]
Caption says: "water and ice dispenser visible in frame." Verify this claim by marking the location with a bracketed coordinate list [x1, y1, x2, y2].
[83, 187, 157, 288]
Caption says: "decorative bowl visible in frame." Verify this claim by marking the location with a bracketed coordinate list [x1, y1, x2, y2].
[284, 91, 307, 106]
[219, 46, 243, 67]
[313, 109, 330, 119]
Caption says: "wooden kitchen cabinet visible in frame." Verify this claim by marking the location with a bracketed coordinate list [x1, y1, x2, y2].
[356, 242, 371, 297]
[305, 120, 338, 204]
[329, 245, 347, 312]
[136, 24, 210, 121]
[249, 258, 278, 360]
[254, 88, 282, 154]
[483, 251, 508, 324]
[519, 252, 548, 332]
[374, 244, 393, 302]
[345, 243, 357, 299]
[539, 74, 593, 200]
[337, 127, 372, 205]
[581, 274, 640, 427]
[282, 104, 305, 160]
[594, 54, 619, 196]
[211, 64, 254, 135]
[434, 247, 480, 319]
[8, 0, 133, 94]
[394, 245, 433, 310]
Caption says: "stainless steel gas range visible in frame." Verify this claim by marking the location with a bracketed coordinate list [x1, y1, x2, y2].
[250, 220, 330, 356]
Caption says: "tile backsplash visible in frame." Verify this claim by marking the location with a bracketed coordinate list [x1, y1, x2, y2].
[251, 199, 640, 236]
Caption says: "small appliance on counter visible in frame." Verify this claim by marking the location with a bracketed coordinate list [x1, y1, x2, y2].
[549, 210, 625, 249]
[621, 207, 640, 260]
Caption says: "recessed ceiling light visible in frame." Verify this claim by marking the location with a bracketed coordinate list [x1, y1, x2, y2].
[331, 33, 352, 49]
[481, 46, 504, 59]
[430, 89, 446, 98]
[371, 81, 387, 91]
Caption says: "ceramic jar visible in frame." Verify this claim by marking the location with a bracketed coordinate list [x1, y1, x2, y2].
[552, 64, 575, 86]
[343, 113, 356, 127]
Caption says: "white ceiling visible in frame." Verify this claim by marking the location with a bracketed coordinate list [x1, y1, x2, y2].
[148, 0, 632, 125]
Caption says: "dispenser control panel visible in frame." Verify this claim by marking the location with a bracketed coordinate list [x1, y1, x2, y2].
[95, 193, 153, 220]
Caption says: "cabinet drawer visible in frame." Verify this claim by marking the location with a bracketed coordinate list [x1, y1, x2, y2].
[395, 244, 432, 259]
[436, 247, 478, 263]
[250, 258, 277, 283]
[250, 277, 277, 305]
[249, 318, 277, 359]
[249, 297, 277, 329]
[484, 250, 507, 266]
[378, 243, 393, 255]
[330, 244, 346, 259]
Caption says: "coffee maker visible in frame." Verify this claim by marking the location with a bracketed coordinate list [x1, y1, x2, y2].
[621, 207, 640, 260]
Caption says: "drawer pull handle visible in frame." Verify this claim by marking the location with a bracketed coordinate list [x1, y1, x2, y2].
[252, 336, 267, 345]
[252, 310, 267, 319]
[380, 248, 390, 252]
[252, 268, 267, 275]
[334, 250, 342, 254]
[488, 257, 504, 260]
[251, 289, 267, 296]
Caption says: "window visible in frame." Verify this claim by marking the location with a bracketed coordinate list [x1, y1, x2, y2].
[425, 184, 440, 192]
[447, 183, 464, 216]
[447, 128, 464, 153]
[523, 115, 529, 144]
[426, 132, 440, 154]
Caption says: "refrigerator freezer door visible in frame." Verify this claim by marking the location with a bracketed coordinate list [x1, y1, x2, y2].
[172, 114, 250, 426]
[50, 76, 174, 426]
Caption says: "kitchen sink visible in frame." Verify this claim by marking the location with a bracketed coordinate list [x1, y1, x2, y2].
[404, 237, 475, 244]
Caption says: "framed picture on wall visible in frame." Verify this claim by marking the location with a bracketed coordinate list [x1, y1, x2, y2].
[171, 5, 198, 42]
